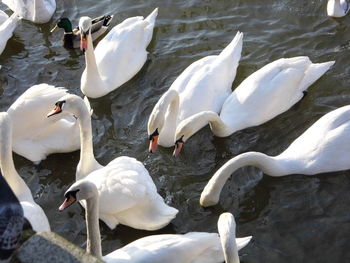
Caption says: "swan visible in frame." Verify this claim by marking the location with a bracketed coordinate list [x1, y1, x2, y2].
[327, 0, 349, 17]
[50, 15, 114, 49]
[79, 8, 158, 98]
[47, 94, 178, 230]
[200, 105, 350, 207]
[59, 180, 252, 263]
[0, 112, 50, 232]
[174, 57, 335, 156]
[7, 83, 82, 163]
[148, 31, 243, 152]
[0, 174, 24, 261]
[2, 0, 56, 24]
[0, 12, 20, 56]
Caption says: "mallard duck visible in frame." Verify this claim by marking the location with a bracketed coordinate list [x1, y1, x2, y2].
[51, 15, 114, 49]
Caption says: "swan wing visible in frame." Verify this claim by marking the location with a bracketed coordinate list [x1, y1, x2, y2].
[0, 10, 9, 24]
[220, 57, 334, 132]
[93, 12, 156, 90]
[280, 105, 350, 174]
[7, 84, 80, 162]
[87, 156, 177, 230]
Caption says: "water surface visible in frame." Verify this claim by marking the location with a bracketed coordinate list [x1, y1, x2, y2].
[0, 0, 350, 262]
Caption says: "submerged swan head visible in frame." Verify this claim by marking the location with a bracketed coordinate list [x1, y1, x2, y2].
[59, 180, 97, 210]
[173, 116, 195, 157]
[79, 16, 92, 52]
[47, 94, 90, 120]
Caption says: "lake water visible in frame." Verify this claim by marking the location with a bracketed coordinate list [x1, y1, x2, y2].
[0, 0, 350, 262]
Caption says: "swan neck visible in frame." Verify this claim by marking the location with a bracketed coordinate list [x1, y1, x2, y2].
[85, 195, 102, 259]
[160, 90, 180, 129]
[0, 118, 31, 201]
[77, 111, 98, 178]
[201, 152, 285, 206]
[218, 214, 239, 263]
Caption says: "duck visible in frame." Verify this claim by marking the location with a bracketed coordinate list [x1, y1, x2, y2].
[79, 8, 158, 98]
[47, 94, 178, 230]
[148, 31, 244, 153]
[174, 57, 335, 156]
[1, 0, 56, 24]
[0, 112, 50, 232]
[59, 179, 252, 263]
[0, 173, 24, 261]
[0, 11, 20, 56]
[327, 0, 349, 17]
[200, 105, 350, 207]
[50, 15, 114, 49]
[7, 83, 82, 163]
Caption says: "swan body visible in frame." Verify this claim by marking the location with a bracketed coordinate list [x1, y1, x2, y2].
[175, 57, 335, 154]
[0, 112, 50, 232]
[59, 180, 252, 263]
[7, 83, 81, 163]
[0, 175, 24, 261]
[200, 105, 350, 207]
[327, 0, 349, 17]
[80, 8, 158, 98]
[147, 32, 243, 151]
[0, 12, 20, 56]
[48, 94, 178, 230]
[50, 15, 114, 49]
[2, 0, 56, 24]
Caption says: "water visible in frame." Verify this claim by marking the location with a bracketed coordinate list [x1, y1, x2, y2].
[0, 0, 350, 262]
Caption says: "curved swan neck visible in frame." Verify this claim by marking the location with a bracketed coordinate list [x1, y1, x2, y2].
[85, 192, 102, 259]
[158, 89, 180, 128]
[177, 111, 231, 143]
[200, 152, 286, 206]
[218, 213, 239, 263]
[0, 114, 32, 201]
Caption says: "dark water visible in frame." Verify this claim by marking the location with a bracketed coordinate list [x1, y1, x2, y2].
[1, 0, 350, 262]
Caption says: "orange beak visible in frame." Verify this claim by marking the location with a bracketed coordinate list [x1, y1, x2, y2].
[149, 135, 159, 153]
[80, 34, 88, 52]
[173, 141, 184, 157]
[47, 105, 62, 117]
[59, 196, 76, 211]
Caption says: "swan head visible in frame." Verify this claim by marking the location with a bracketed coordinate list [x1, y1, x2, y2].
[59, 180, 97, 211]
[147, 110, 164, 153]
[47, 94, 89, 120]
[173, 117, 195, 157]
[79, 16, 92, 52]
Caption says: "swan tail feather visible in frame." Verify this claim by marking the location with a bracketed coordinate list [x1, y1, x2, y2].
[144, 7, 158, 27]
[219, 31, 243, 60]
[300, 60, 335, 92]
[143, 8, 158, 46]
[236, 236, 253, 250]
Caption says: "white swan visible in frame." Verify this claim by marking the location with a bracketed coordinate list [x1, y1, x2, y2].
[7, 83, 81, 163]
[0, 112, 50, 232]
[2, 0, 56, 24]
[0, 11, 20, 56]
[327, 0, 349, 17]
[79, 8, 158, 98]
[200, 105, 350, 207]
[47, 94, 178, 230]
[174, 57, 335, 156]
[59, 180, 252, 263]
[148, 31, 243, 152]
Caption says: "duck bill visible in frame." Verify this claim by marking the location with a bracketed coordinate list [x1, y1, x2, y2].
[149, 135, 159, 153]
[173, 142, 184, 157]
[50, 24, 59, 33]
[59, 196, 76, 211]
[80, 33, 88, 52]
[47, 105, 62, 117]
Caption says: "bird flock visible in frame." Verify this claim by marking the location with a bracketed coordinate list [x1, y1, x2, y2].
[0, 0, 349, 262]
